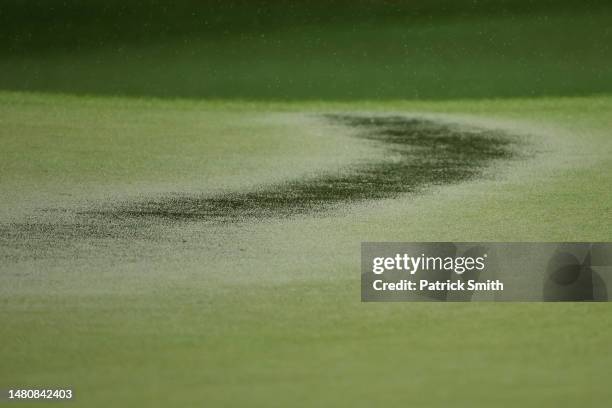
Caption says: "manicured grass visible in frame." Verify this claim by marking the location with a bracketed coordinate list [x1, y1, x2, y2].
[2, 1, 612, 406]
[1, 8, 611, 100]
[1, 92, 611, 407]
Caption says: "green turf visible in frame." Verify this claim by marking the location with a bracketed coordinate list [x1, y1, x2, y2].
[1, 7, 611, 100]
[1, 92, 611, 407]
[2, 1, 612, 405]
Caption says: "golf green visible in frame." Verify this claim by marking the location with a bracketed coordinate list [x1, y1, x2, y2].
[1, 91, 611, 406]
[2, 0, 612, 405]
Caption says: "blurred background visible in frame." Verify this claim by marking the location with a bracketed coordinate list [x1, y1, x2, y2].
[1, 0, 611, 100]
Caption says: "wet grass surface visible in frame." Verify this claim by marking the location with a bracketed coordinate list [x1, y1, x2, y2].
[0, 114, 522, 260]
[1, 93, 611, 408]
[92, 115, 521, 221]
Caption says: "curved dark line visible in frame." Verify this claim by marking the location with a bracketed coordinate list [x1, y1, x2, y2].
[92, 114, 522, 222]
[0, 114, 524, 259]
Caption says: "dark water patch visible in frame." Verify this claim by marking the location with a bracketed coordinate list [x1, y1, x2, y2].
[94, 115, 521, 222]
[0, 114, 524, 260]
